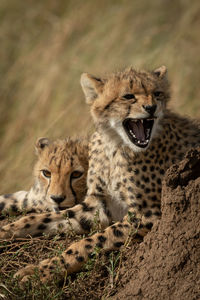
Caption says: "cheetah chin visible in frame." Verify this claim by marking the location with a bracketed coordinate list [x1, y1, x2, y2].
[123, 117, 155, 148]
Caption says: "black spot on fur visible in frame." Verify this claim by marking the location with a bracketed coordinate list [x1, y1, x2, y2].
[136, 180, 140, 187]
[24, 223, 31, 229]
[130, 202, 137, 208]
[113, 150, 117, 157]
[85, 244, 93, 249]
[141, 175, 150, 183]
[112, 227, 124, 237]
[115, 182, 121, 190]
[80, 217, 92, 232]
[11, 205, 18, 212]
[114, 242, 124, 248]
[151, 204, 161, 209]
[134, 233, 143, 240]
[123, 224, 130, 228]
[98, 177, 106, 186]
[4, 194, 12, 199]
[67, 210, 75, 218]
[128, 186, 133, 193]
[81, 202, 94, 212]
[85, 238, 93, 242]
[142, 165, 147, 172]
[22, 198, 28, 208]
[96, 184, 103, 193]
[0, 202, 5, 211]
[145, 210, 152, 218]
[142, 201, 147, 208]
[98, 235, 107, 243]
[134, 169, 139, 175]
[154, 211, 161, 216]
[136, 193, 142, 199]
[129, 176, 135, 183]
[37, 224, 47, 230]
[120, 192, 126, 201]
[96, 242, 103, 248]
[151, 195, 157, 201]
[145, 222, 153, 230]
[43, 217, 52, 223]
[157, 178, 161, 185]
[150, 166, 155, 172]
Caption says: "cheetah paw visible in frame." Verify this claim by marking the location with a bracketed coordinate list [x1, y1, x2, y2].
[14, 264, 36, 285]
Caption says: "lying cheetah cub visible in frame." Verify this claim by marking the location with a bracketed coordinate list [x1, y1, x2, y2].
[0, 137, 88, 215]
[1, 66, 200, 284]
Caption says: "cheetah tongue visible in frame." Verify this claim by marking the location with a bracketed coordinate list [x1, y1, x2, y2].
[131, 120, 146, 142]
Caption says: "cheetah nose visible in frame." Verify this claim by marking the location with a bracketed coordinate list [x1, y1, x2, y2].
[142, 104, 157, 115]
[50, 195, 66, 204]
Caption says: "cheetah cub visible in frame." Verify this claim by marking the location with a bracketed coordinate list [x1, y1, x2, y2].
[0, 137, 88, 215]
[1, 66, 200, 284]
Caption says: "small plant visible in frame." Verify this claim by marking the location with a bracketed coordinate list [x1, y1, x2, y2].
[106, 251, 120, 288]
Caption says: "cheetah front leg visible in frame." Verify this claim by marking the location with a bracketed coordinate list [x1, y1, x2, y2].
[0, 195, 110, 239]
[14, 207, 158, 283]
[0, 191, 29, 215]
[0, 191, 58, 216]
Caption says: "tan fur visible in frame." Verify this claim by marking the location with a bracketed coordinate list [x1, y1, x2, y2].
[1, 66, 199, 284]
[0, 137, 88, 214]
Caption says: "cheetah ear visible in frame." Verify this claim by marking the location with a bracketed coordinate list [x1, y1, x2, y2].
[35, 137, 50, 155]
[153, 66, 167, 78]
[80, 73, 105, 104]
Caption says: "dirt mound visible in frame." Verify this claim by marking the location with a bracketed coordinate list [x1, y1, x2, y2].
[113, 148, 200, 300]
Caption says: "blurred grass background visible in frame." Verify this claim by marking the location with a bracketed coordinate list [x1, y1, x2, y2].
[0, 0, 200, 193]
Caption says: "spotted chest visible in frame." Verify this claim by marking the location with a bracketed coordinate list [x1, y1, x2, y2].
[86, 116, 198, 223]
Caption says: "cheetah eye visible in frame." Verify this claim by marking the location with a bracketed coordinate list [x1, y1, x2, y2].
[71, 171, 83, 179]
[123, 94, 135, 100]
[41, 170, 51, 178]
[153, 91, 164, 98]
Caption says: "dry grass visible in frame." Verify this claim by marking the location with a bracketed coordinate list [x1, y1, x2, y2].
[0, 217, 121, 299]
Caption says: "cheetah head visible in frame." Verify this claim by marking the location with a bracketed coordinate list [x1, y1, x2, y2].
[81, 66, 170, 152]
[33, 137, 88, 210]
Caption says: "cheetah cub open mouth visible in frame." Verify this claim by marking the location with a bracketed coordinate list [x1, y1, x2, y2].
[123, 118, 155, 148]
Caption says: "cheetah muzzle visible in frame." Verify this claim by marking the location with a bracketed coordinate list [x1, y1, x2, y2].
[123, 118, 155, 148]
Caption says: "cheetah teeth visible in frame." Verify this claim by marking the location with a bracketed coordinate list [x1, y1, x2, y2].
[138, 140, 149, 145]
[129, 130, 136, 138]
